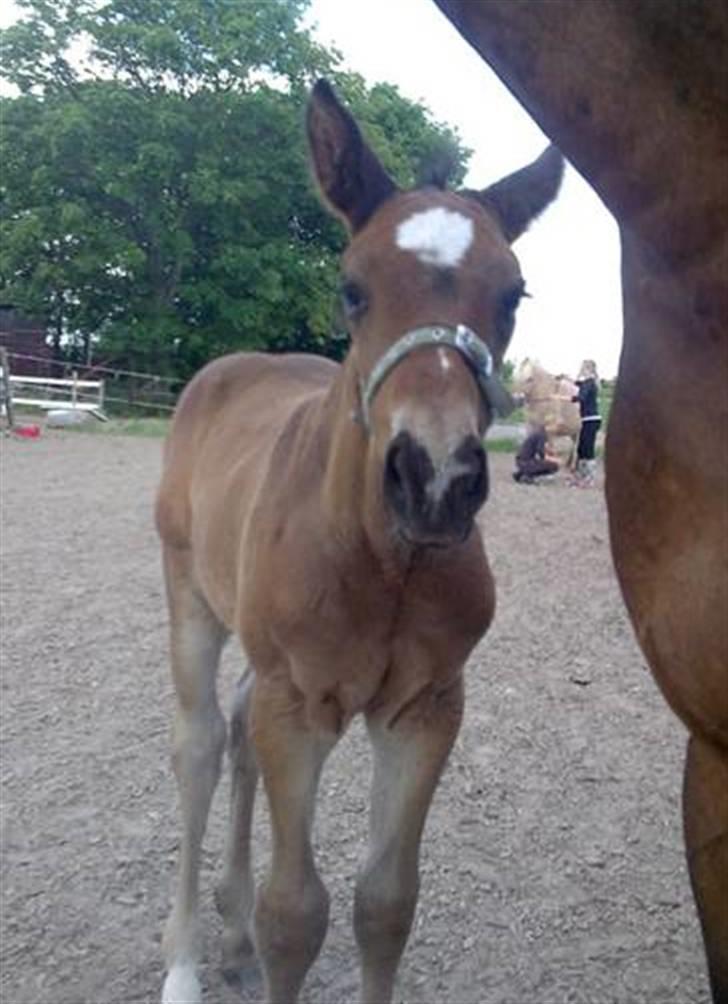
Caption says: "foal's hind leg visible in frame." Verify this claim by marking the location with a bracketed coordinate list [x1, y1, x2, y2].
[215, 669, 260, 984]
[355, 677, 464, 1004]
[161, 549, 228, 1004]
[683, 735, 728, 1003]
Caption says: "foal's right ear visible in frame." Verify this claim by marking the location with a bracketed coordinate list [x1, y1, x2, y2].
[475, 145, 564, 244]
[307, 79, 397, 233]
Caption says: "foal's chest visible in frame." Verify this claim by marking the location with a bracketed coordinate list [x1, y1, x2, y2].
[242, 539, 494, 731]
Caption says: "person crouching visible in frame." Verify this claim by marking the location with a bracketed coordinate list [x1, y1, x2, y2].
[513, 425, 559, 484]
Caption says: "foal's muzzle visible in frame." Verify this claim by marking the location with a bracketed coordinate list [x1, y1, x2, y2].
[384, 431, 488, 546]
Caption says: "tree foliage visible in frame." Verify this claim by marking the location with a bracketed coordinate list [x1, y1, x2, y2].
[0, 0, 470, 379]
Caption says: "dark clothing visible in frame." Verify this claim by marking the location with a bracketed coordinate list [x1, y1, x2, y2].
[573, 378, 600, 419]
[514, 458, 559, 482]
[573, 378, 601, 460]
[577, 418, 601, 460]
[514, 429, 558, 482]
[516, 428, 548, 464]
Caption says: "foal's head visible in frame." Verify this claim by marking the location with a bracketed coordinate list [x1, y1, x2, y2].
[307, 80, 563, 546]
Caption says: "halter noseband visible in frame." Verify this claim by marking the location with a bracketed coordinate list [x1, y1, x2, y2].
[358, 323, 514, 431]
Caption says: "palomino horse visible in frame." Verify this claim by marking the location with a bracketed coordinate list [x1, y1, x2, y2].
[433, 2, 728, 999]
[512, 358, 579, 462]
[156, 80, 563, 1003]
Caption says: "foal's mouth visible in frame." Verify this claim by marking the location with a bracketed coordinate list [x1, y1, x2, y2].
[393, 520, 474, 550]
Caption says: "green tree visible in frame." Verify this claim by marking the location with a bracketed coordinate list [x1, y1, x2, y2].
[0, 0, 330, 96]
[0, 0, 470, 380]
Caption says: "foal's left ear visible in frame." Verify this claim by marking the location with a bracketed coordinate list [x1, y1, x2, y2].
[475, 145, 564, 243]
[307, 79, 397, 232]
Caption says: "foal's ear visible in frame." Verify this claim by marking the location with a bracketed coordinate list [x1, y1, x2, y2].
[307, 79, 397, 232]
[475, 145, 564, 243]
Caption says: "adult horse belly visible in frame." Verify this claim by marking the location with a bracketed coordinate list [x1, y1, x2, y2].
[640, 521, 727, 745]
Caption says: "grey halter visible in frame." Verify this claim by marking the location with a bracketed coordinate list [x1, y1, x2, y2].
[358, 323, 514, 431]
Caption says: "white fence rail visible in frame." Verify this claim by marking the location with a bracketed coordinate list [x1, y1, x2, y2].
[4, 350, 178, 415]
[3, 369, 107, 421]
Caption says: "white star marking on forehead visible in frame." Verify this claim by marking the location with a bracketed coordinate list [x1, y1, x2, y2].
[396, 207, 474, 268]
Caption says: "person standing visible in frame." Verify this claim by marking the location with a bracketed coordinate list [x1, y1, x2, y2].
[571, 359, 601, 485]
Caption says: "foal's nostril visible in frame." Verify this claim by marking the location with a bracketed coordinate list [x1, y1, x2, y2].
[384, 441, 405, 509]
[386, 446, 403, 490]
[384, 431, 488, 543]
[384, 431, 434, 521]
[457, 439, 488, 501]
[447, 437, 489, 515]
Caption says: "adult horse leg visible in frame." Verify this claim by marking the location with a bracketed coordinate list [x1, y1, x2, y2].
[161, 548, 229, 1004]
[683, 736, 728, 1003]
[251, 677, 338, 1003]
[215, 669, 260, 984]
[355, 677, 464, 1004]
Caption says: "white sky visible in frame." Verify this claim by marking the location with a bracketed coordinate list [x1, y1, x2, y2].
[0, 0, 623, 377]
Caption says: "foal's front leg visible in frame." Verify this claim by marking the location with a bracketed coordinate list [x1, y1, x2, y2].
[355, 676, 464, 1004]
[251, 678, 339, 1004]
[215, 669, 259, 983]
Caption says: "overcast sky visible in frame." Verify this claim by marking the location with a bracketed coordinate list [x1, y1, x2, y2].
[1, 0, 624, 377]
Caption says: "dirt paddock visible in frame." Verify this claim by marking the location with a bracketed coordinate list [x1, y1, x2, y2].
[0, 431, 709, 1004]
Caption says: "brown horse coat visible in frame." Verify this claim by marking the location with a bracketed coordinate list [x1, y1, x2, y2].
[433, 2, 728, 999]
[156, 80, 563, 1004]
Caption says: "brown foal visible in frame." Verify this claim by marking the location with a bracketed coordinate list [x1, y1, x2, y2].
[156, 80, 562, 1004]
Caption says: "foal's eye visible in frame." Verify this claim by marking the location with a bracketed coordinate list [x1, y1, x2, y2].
[500, 281, 528, 316]
[496, 281, 529, 338]
[340, 280, 367, 319]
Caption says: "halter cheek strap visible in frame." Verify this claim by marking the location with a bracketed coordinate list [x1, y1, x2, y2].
[358, 323, 515, 431]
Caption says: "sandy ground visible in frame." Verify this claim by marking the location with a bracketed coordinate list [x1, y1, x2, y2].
[0, 431, 710, 1004]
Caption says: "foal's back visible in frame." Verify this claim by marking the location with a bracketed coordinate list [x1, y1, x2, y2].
[156, 351, 337, 627]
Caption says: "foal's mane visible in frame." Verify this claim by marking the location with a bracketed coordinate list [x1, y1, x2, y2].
[415, 148, 461, 191]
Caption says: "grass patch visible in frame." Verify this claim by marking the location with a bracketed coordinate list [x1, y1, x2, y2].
[79, 416, 170, 437]
[104, 416, 170, 437]
[32, 414, 171, 437]
[486, 437, 518, 453]
[503, 406, 525, 426]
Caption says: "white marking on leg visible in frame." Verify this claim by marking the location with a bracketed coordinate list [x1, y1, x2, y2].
[396, 208, 473, 268]
[162, 963, 202, 1004]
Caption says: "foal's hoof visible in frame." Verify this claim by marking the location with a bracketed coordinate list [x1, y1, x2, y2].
[221, 956, 262, 994]
[162, 964, 202, 1004]
[221, 965, 262, 993]
[221, 931, 260, 990]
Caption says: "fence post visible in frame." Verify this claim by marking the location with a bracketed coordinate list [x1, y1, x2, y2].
[71, 370, 78, 409]
[98, 378, 105, 413]
[0, 348, 15, 430]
